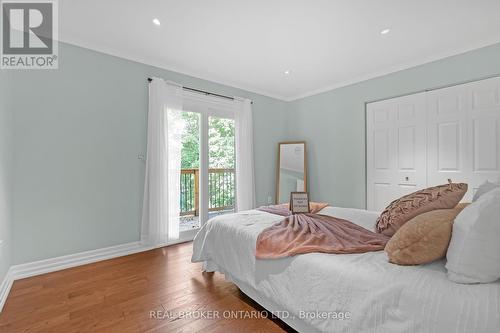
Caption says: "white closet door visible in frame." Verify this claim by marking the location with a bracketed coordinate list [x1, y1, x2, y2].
[367, 99, 394, 211]
[427, 77, 500, 201]
[367, 93, 427, 211]
[426, 84, 470, 198]
[368, 76, 500, 209]
[467, 77, 500, 196]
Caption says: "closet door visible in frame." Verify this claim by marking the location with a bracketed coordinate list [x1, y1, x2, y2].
[427, 77, 500, 201]
[367, 99, 394, 211]
[367, 93, 426, 211]
[426, 85, 470, 199]
[467, 76, 500, 197]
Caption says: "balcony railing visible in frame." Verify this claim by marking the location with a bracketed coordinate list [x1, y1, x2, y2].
[180, 168, 235, 216]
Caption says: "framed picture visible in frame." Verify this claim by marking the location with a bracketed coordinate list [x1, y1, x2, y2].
[290, 192, 310, 214]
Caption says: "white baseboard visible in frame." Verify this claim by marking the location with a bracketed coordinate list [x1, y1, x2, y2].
[0, 241, 153, 312]
[0, 237, 195, 312]
[11, 241, 151, 280]
[0, 267, 14, 313]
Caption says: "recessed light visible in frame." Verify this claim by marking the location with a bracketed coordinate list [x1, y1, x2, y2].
[153, 18, 161, 26]
[284, 70, 291, 75]
[380, 28, 391, 35]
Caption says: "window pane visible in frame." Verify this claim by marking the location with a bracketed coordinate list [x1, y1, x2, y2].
[179, 111, 201, 231]
[208, 117, 235, 217]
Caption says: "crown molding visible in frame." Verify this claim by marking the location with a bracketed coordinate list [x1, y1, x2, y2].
[58, 39, 289, 102]
[287, 38, 500, 101]
[59, 37, 500, 102]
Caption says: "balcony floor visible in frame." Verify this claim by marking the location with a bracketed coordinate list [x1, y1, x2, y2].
[180, 210, 234, 232]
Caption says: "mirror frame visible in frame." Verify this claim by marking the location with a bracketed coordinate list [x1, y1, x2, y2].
[276, 141, 307, 204]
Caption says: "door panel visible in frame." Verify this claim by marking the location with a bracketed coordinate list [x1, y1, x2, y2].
[394, 95, 427, 204]
[373, 183, 392, 212]
[368, 76, 500, 210]
[367, 92, 426, 211]
[208, 116, 236, 217]
[467, 77, 500, 195]
[437, 122, 460, 171]
[178, 111, 202, 239]
[367, 102, 395, 211]
[398, 126, 415, 170]
[179, 97, 236, 241]
[473, 118, 498, 171]
[426, 85, 469, 199]
[373, 129, 390, 170]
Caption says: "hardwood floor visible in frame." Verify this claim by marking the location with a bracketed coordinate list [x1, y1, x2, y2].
[0, 242, 294, 333]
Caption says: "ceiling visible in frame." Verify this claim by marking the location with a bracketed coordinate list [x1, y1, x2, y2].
[60, 0, 500, 101]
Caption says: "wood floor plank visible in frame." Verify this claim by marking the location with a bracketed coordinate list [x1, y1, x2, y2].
[0, 242, 295, 333]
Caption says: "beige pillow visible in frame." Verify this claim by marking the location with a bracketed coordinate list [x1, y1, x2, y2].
[376, 182, 468, 236]
[385, 203, 469, 265]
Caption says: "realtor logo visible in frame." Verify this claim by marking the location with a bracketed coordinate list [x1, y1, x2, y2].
[1, 0, 58, 69]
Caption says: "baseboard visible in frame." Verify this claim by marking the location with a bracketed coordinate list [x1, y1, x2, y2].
[11, 241, 151, 281]
[0, 241, 154, 312]
[0, 267, 14, 313]
[0, 238, 194, 312]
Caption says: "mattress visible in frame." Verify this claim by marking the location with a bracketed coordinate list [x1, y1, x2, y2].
[192, 207, 500, 333]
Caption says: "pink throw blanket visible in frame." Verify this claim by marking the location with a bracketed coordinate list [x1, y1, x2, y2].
[256, 206, 389, 259]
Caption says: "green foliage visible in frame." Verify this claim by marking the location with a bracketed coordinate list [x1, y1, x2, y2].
[180, 112, 200, 169]
[179, 112, 235, 214]
[180, 112, 235, 169]
[209, 117, 235, 168]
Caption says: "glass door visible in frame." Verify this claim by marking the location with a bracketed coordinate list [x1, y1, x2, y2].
[178, 111, 201, 239]
[177, 99, 236, 241]
[208, 116, 236, 219]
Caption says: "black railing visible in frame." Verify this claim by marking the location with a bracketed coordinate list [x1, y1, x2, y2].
[180, 168, 235, 216]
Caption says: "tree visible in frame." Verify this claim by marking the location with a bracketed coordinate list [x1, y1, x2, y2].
[208, 117, 235, 169]
[180, 112, 200, 169]
[180, 112, 235, 169]
[179, 112, 235, 213]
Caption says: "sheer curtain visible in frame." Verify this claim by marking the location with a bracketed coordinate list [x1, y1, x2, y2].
[234, 98, 256, 211]
[141, 78, 183, 247]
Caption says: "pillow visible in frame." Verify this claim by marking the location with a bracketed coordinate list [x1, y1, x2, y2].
[385, 203, 468, 265]
[376, 182, 468, 236]
[472, 180, 500, 202]
[446, 187, 500, 284]
[309, 202, 329, 213]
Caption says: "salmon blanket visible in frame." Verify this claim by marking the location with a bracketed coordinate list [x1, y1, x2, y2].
[256, 206, 389, 259]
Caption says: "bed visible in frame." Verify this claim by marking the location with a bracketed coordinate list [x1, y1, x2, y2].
[191, 207, 500, 333]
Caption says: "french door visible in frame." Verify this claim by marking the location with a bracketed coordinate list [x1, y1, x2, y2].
[178, 97, 236, 241]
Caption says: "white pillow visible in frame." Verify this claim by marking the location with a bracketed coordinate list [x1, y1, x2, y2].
[472, 180, 500, 202]
[446, 187, 500, 284]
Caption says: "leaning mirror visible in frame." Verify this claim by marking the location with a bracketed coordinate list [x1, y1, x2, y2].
[276, 142, 307, 204]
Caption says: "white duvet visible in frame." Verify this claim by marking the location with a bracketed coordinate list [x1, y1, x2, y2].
[192, 207, 500, 333]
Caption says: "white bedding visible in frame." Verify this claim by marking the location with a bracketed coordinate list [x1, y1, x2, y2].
[192, 207, 500, 333]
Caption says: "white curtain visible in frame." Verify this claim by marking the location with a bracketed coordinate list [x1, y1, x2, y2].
[141, 78, 183, 246]
[234, 98, 256, 211]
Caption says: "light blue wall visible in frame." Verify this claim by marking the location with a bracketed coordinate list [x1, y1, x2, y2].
[287, 43, 500, 209]
[10, 43, 287, 264]
[0, 71, 13, 281]
[8, 41, 500, 265]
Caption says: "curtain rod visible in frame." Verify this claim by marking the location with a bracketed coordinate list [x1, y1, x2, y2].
[147, 77, 253, 104]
